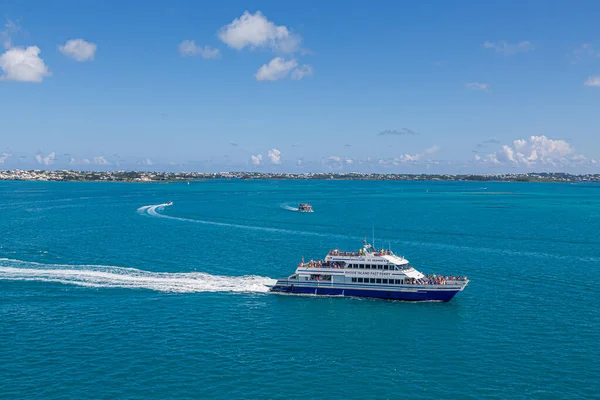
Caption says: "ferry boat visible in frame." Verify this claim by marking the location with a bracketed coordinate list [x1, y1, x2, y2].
[270, 241, 468, 301]
[298, 203, 313, 212]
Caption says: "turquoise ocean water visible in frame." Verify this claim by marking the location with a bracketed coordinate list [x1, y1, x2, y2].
[1, 180, 599, 399]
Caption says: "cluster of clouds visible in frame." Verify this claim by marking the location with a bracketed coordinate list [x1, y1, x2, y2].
[318, 136, 596, 171]
[314, 145, 441, 171]
[251, 148, 281, 165]
[237, 130, 596, 171]
[475, 135, 595, 168]
[10, 152, 157, 168]
[4, 17, 598, 89]
[0, 20, 96, 82]
[179, 11, 313, 82]
[5, 133, 596, 172]
[375, 146, 441, 168]
[33, 152, 111, 167]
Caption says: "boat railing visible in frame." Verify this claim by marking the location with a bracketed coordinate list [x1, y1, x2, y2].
[328, 250, 396, 257]
[404, 275, 468, 286]
[328, 251, 359, 256]
[299, 262, 343, 269]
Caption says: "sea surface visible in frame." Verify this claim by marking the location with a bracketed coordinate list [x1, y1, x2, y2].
[0, 180, 599, 399]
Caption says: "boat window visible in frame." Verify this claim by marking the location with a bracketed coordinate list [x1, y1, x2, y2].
[376, 279, 382, 284]
[378, 265, 383, 270]
[351, 278, 357, 282]
[357, 278, 363, 283]
[383, 265, 388, 270]
[369, 278, 376, 283]
[397, 279, 403, 284]
[382, 279, 388, 284]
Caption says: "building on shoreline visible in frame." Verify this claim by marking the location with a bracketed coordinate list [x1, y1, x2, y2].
[0, 169, 599, 183]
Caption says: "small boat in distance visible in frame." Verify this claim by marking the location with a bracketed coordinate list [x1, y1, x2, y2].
[166, 201, 173, 206]
[269, 241, 469, 301]
[298, 203, 313, 212]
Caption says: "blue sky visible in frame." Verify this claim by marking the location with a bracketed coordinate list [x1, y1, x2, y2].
[1, 0, 600, 173]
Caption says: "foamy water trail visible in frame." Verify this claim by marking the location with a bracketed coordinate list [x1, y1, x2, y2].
[0, 258, 275, 293]
[280, 204, 299, 212]
[138, 203, 350, 240]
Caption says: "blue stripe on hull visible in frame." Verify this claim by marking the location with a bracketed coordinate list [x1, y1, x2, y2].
[270, 285, 459, 302]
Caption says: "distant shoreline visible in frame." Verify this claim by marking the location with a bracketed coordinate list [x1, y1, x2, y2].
[1, 170, 599, 183]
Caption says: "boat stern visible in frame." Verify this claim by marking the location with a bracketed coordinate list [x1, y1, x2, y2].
[269, 278, 294, 293]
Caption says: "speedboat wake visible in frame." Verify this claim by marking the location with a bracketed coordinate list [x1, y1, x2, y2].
[0, 258, 275, 293]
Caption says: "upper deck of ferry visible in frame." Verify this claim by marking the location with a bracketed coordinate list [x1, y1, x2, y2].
[295, 242, 421, 275]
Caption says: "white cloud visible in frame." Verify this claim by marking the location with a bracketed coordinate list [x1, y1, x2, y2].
[69, 156, 91, 166]
[322, 156, 354, 169]
[0, 152, 11, 164]
[394, 146, 440, 164]
[251, 154, 263, 165]
[479, 135, 584, 167]
[466, 82, 490, 91]
[1, 19, 20, 49]
[35, 151, 56, 166]
[482, 41, 534, 56]
[255, 57, 297, 81]
[291, 64, 314, 80]
[268, 148, 281, 164]
[178, 40, 221, 59]
[93, 156, 110, 165]
[584, 76, 600, 87]
[0, 46, 51, 82]
[255, 57, 313, 81]
[58, 39, 97, 62]
[138, 158, 155, 166]
[218, 11, 301, 53]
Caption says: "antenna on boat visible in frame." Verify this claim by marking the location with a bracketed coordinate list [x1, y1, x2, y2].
[372, 226, 375, 249]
